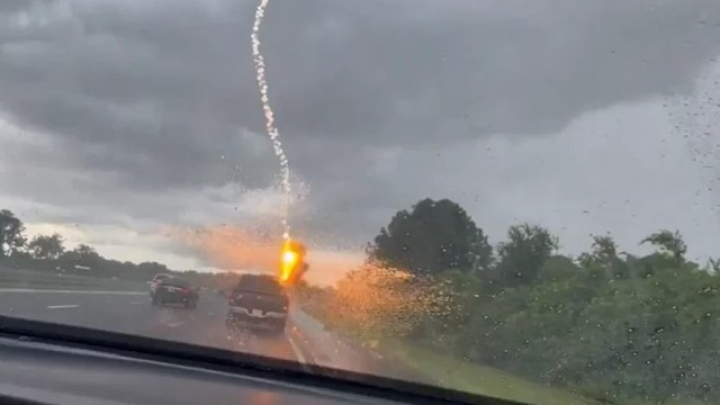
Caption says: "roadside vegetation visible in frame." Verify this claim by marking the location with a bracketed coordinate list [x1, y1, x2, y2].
[298, 198, 720, 405]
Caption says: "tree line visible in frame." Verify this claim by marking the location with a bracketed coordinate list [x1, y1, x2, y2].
[301, 198, 720, 405]
[0, 209, 237, 288]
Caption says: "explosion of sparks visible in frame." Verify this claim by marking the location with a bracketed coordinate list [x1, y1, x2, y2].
[320, 264, 456, 340]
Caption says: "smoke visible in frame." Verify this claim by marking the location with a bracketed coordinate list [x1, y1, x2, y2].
[172, 225, 282, 273]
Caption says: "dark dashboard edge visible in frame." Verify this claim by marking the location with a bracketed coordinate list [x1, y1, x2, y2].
[0, 315, 526, 405]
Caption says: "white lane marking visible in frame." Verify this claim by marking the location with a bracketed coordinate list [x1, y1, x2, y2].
[47, 305, 79, 309]
[129, 301, 145, 305]
[0, 289, 145, 295]
[164, 321, 185, 328]
[287, 335, 310, 372]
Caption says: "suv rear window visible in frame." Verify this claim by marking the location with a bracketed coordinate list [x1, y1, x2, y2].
[161, 278, 190, 288]
[235, 275, 283, 295]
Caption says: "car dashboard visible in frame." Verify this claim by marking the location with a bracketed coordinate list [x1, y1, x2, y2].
[0, 336, 401, 405]
[0, 316, 520, 405]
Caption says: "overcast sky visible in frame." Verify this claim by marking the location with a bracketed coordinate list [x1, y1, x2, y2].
[2, 0, 720, 282]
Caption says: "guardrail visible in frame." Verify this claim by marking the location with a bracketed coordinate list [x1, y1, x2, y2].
[289, 307, 338, 366]
[289, 306, 405, 378]
[288, 304, 430, 384]
[0, 267, 147, 291]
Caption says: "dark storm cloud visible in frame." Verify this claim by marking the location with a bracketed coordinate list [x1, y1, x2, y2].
[1, 0, 720, 252]
[267, 0, 720, 143]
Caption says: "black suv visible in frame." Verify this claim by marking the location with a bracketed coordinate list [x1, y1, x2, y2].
[151, 277, 199, 309]
[225, 274, 289, 335]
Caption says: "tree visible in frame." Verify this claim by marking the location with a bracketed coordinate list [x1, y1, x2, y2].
[0, 209, 26, 258]
[368, 198, 493, 277]
[708, 257, 720, 273]
[578, 234, 617, 265]
[60, 244, 101, 270]
[28, 233, 65, 260]
[491, 224, 559, 288]
[537, 255, 579, 282]
[590, 234, 618, 261]
[74, 244, 98, 259]
[641, 229, 687, 263]
[579, 234, 631, 280]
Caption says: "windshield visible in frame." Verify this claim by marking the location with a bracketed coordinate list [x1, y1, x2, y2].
[1, 1, 719, 404]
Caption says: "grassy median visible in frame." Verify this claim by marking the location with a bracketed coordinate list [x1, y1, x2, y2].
[385, 345, 704, 405]
[299, 306, 595, 404]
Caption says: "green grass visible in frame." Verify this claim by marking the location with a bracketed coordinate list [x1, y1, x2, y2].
[382, 341, 601, 405]
[299, 304, 705, 405]
[299, 305, 599, 404]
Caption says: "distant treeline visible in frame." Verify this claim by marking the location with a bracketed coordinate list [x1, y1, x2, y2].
[0, 209, 239, 289]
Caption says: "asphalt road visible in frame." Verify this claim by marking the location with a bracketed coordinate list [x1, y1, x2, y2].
[0, 289, 303, 365]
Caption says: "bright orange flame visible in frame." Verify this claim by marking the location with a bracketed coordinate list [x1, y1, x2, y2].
[280, 249, 298, 282]
[169, 225, 362, 285]
[279, 239, 305, 284]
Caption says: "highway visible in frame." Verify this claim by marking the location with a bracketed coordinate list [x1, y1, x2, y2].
[0, 289, 430, 405]
[0, 289, 305, 366]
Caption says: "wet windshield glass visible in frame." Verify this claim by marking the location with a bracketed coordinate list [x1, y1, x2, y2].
[1, 1, 720, 405]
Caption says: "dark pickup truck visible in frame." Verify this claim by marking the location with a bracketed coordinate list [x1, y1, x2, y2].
[225, 274, 289, 335]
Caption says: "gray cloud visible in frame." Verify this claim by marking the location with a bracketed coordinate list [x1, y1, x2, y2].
[1, 0, 720, 266]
